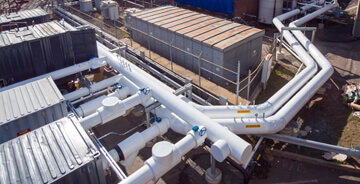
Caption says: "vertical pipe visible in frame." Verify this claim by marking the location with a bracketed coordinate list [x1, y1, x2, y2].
[279, 31, 284, 53]
[247, 70, 251, 100]
[210, 155, 216, 175]
[236, 61, 241, 105]
[148, 37, 151, 59]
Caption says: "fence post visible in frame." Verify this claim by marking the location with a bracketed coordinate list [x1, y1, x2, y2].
[198, 52, 203, 87]
[247, 69, 251, 100]
[236, 60, 240, 105]
[169, 40, 174, 71]
[148, 37, 151, 59]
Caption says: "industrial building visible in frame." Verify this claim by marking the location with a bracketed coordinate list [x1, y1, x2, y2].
[0, 0, 359, 184]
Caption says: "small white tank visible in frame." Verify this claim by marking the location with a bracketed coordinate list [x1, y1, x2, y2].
[258, 0, 284, 24]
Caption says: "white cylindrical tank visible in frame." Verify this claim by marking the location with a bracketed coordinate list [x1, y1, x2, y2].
[258, 0, 284, 24]
[101, 0, 119, 20]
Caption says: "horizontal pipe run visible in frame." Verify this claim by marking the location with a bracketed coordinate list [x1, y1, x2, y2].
[119, 127, 207, 184]
[260, 134, 360, 158]
[0, 57, 107, 92]
[97, 42, 252, 164]
[63, 75, 123, 101]
[80, 88, 152, 129]
[76, 87, 130, 117]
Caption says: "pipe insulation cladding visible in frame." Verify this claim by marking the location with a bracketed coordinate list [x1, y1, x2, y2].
[96, 42, 252, 164]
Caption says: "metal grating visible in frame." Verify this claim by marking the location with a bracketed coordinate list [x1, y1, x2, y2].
[0, 115, 105, 184]
[0, 76, 67, 143]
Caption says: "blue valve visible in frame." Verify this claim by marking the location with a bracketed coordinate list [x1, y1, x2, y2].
[112, 83, 122, 90]
[199, 127, 207, 136]
[156, 117, 162, 122]
[140, 87, 150, 95]
[192, 126, 199, 132]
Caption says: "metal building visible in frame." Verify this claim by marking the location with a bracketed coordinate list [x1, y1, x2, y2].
[127, 6, 264, 86]
[0, 115, 105, 184]
[0, 76, 67, 143]
[0, 21, 98, 84]
[0, 8, 50, 30]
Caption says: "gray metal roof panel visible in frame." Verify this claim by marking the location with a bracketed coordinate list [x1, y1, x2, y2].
[0, 21, 67, 47]
[0, 8, 48, 24]
[0, 76, 65, 125]
[0, 116, 99, 184]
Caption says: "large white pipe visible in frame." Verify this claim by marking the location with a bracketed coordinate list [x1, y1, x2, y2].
[63, 74, 123, 101]
[189, 4, 317, 119]
[119, 126, 207, 184]
[213, 3, 337, 134]
[0, 57, 107, 92]
[97, 42, 252, 164]
[76, 87, 130, 117]
[106, 118, 171, 168]
[80, 88, 153, 129]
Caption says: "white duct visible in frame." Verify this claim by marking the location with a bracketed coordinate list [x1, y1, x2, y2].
[119, 126, 207, 184]
[213, 2, 337, 134]
[97, 42, 252, 164]
[0, 57, 107, 92]
[63, 74, 123, 101]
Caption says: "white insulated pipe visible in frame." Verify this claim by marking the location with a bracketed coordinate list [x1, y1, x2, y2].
[97, 42, 252, 164]
[80, 88, 152, 129]
[0, 57, 107, 92]
[76, 87, 130, 117]
[189, 4, 318, 119]
[63, 74, 123, 101]
[119, 126, 207, 184]
[105, 118, 171, 168]
[213, 3, 337, 134]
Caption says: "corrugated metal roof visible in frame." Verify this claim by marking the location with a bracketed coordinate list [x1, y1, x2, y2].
[131, 5, 172, 17]
[139, 8, 180, 20]
[167, 16, 210, 31]
[214, 28, 264, 51]
[0, 8, 48, 24]
[184, 20, 230, 38]
[176, 18, 221, 34]
[162, 14, 206, 29]
[0, 116, 100, 184]
[0, 76, 65, 125]
[203, 25, 251, 46]
[0, 21, 67, 47]
[193, 23, 240, 42]
[146, 9, 190, 23]
[155, 12, 198, 26]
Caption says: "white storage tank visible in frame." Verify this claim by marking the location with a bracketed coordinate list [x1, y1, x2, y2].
[101, 0, 119, 20]
[258, 0, 284, 24]
[80, 0, 93, 12]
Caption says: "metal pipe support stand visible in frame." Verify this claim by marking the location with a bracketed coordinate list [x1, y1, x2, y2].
[205, 156, 222, 184]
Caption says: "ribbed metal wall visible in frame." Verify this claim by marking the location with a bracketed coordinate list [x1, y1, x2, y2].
[0, 8, 50, 30]
[0, 115, 105, 184]
[0, 76, 67, 143]
[128, 6, 264, 86]
[0, 21, 98, 84]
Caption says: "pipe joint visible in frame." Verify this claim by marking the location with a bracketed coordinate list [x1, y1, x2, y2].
[187, 126, 207, 148]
